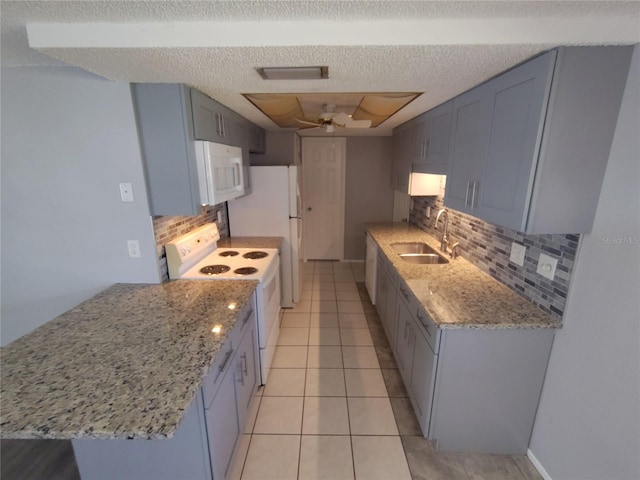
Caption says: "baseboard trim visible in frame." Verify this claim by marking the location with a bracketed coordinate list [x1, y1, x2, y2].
[527, 449, 552, 480]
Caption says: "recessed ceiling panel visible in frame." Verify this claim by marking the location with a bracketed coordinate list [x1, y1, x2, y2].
[244, 92, 420, 129]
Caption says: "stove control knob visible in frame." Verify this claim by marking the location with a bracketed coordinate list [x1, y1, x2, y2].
[181, 247, 187, 256]
[187, 245, 192, 253]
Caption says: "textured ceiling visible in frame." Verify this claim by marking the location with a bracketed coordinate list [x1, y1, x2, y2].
[2, 1, 639, 136]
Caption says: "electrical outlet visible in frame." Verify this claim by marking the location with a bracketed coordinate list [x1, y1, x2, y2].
[426, 206, 431, 219]
[119, 183, 134, 202]
[217, 211, 222, 223]
[509, 242, 526, 266]
[127, 240, 141, 258]
[536, 253, 557, 280]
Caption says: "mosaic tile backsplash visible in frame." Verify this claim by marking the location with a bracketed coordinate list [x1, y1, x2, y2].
[409, 193, 579, 321]
[153, 204, 228, 282]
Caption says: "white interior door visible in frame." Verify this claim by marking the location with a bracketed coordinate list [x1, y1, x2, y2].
[302, 137, 346, 260]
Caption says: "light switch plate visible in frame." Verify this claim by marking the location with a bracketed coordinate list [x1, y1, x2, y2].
[127, 240, 141, 258]
[509, 242, 526, 267]
[119, 183, 134, 202]
[536, 253, 557, 280]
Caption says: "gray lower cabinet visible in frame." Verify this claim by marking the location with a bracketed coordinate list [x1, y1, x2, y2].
[394, 282, 439, 432]
[445, 46, 633, 233]
[429, 328, 554, 454]
[375, 253, 398, 346]
[385, 260, 555, 454]
[72, 294, 260, 480]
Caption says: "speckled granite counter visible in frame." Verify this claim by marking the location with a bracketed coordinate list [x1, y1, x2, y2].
[0, 280, 257, 440]
[367, 223, 560, 329]
[217, 236, 283, 249]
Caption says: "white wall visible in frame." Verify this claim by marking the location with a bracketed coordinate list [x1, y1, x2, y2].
[1, 66, 160, 346]
[529, 46, 640, 479]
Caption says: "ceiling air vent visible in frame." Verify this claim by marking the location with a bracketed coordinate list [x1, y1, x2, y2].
[256, 66, 329, 80]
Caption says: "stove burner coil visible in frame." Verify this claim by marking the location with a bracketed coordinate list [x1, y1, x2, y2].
[234, 267, 258, 275]
[200, 265, 231, 275]
[218, 251, 239, 257]
[243, 251, 268, 260]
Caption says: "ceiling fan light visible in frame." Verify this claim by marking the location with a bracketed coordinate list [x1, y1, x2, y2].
[325, 124, 335, 133]
[256, 66, 329, 80]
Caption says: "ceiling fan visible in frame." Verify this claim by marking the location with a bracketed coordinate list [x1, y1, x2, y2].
[296, 104, 372, 133]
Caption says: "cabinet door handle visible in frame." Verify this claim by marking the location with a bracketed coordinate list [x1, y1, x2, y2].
[416, 311, 431, 337]
[242, 308, 254, 326]
[221, 114, 226, 137]
[218, 348, 234, 373]
[465, 181, 471, 207]
[471, 181, 478, 209]
[242, 353, 248, 376]
[400, 287, 410, 301]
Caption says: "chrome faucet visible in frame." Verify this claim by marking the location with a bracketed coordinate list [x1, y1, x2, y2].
[435, 208, 449, 253]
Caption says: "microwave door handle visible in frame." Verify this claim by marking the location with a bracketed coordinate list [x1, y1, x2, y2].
[234, 158, 243, 188]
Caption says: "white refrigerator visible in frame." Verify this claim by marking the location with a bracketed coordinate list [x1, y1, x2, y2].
[228, 166, 302, 307]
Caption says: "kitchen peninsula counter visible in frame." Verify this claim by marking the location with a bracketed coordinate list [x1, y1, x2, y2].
[367, 223, 560, 329]
[0, 280, 257, 440]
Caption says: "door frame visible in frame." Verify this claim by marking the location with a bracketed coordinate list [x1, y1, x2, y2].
[301, 137, 346, 261]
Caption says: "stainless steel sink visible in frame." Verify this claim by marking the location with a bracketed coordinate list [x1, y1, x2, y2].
[390, 242, 449, 264]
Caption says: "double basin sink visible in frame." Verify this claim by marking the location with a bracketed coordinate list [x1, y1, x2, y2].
[391, 242, 449, 265]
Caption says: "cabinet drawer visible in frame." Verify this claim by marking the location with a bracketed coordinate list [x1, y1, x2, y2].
[397, 280, 440, 354]
[413, 306, 440, 354]
[202, 338, 234, 408]
[202, 297, 256, 406]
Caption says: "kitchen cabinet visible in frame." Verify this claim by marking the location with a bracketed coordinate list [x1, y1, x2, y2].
[429, 327, 554, 454]
[248, 125, 266, 154]
[445, 46, 633, 233]
[132, 83, 264, 215]
[411, 101, 453, 176]
[203, 295, 259, 479]
[390, 273, 554, 454]
[394, 281, 439, 432]
[375, 252, 398, 346]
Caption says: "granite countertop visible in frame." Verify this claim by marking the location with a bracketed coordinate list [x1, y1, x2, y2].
[367, 223, 560, 330]
[0, 280, 258, 440]
[217, 236, 283, 249]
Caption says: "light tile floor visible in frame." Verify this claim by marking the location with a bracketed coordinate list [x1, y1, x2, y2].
[231, 261, 543, 480]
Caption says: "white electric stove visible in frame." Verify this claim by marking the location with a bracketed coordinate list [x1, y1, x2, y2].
[165, 223, 281, 384]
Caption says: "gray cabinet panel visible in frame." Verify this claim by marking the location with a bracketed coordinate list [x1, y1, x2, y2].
[476, 51, 555, 230]
[410, 326, 437, 433]
[394, 296, 414, 386]
[445, 89, 492, 212]
[72, 390, 212, 480]
[235, 316, 259, 429]
[424, 101, 453, 174]
[132, 83, 202, 216]
[191, 88, 222, 142]
[429, 328, 554, 454]
[206, 365, 240, 479]
[445, 47, 632, 233]
[527, 46, 633, 233]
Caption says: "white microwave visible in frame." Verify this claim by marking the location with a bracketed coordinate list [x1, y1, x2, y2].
[195, 141, 245, 205]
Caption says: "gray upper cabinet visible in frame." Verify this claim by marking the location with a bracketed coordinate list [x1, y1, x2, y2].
[393, 99, 453, 191]
[132, 83, 202, 216]
[444, 46, 633, 233]
[412, 100, 453, 175]
[132, 83, 265, 215]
